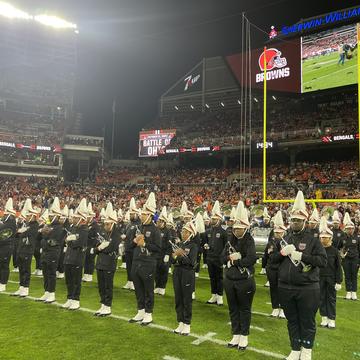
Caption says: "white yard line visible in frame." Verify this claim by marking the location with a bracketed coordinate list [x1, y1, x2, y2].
[0, 291, 285, 359]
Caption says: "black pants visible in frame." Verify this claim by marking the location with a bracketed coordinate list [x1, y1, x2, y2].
[65, 264, 83, 300]
[261, 255, 267, 269]
[97, 269, 115, 306]
[279, 287, 320, 350]
[173, 267, 195, 325]
[267, 268, 280, 309]
[57, 248, 65, 274]
[203, 250, 207, 265]
[319, 277, 336, 320]
[195, 251, 201, 273]
[42, 259, 58, 292]
[0, 250, 12, 284]
[125, 251, 134, 281]
[18, 254, 32, 287]
[12, 242, 18, 268]
[84, 248, 96, 275]
[132, 262, 156, 313]
[342, 257, 359, 292]
[34, 248, 42, 270]
[224, 276, 256, 336]
[207, 261, 223, 295]
[155, 259, 169, 289]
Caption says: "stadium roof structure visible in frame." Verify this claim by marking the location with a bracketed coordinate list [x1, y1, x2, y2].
[159, 56, 241, 115]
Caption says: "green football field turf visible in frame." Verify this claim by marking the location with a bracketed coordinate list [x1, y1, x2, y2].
[0, 261, 359, 360]
[302, 51, 358, 92]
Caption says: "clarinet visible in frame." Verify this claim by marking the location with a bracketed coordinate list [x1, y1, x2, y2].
[280, 236, 310, 272]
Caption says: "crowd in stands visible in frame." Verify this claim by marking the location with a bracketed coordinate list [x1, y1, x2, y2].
[0, 148, 60, 166]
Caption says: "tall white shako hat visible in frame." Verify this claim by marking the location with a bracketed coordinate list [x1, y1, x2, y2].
[104, 202, 118, 224]
[129, 197, 139, 214]
[263, 207, 270, 220]
[229, 207, 236, 222]
[19, 199, 31, 220]
[343, 212, 355, 229]
[180, 200, 194, 219]
[4, 198, 16, 216]
[233, 203, 250, 229]
[68, 208, 74, 220]
[117, 208, 124, 221]
[273, 210, 287, 232]
[159, 206, 168, 222]
[211, 200, 223, 221]
[183, 221, 197, 238]
[39, 209, 49, 224]
[332, 210, 341, 224]
[142, 192, 156, 215]
[124, 210, 130, 224]
[195, 212, 205, 234]
[319, 216, 333, 237]
[74, 198, 88, 221]
[100, 208, 106, 221]
[167, 213, 176, 229]
[309, 208, 320, 224]
[87, 202, 96, 218]
[60, 205, 69, 220]
[290, 191, 308, 220]
[49, 197, 62, 217]
[202, 211, 210, 223]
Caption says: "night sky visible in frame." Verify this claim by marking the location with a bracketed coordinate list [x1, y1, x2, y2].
[12, 0, 360, 156]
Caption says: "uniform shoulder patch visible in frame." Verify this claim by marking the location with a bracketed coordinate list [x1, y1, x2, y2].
[216, 233, 221, 238]
[145, 231, 151, 237]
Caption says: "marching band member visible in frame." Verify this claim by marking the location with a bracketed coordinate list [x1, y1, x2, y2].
[13, 199, 39, 297]
[223, 202, 256, 351]
[318, 216, 343, 329]
[307, 208, 320, 232]
[94, 202, 120, 316]
[0, 198, 17, 292]
[83, 202, 98, 282]
[56, 205, 69, 279]
[154, 206, 172, 296]
[63, 199, 89, 310]
[201, 211, 210, 270]
[38, 197, 65, 303]
[341, 212, 359, 300]
[130, 192, 161, 326]
[172, 221, 198, 336]
[331, 211, 345, 250]
[266, 210, 286, 319]
[272, 191, 327, 360]
[205, 200, 227, 306]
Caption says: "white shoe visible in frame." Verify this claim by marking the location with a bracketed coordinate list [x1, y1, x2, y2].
[207, 294, 217, 304]
[129, 309, 145, 323]
[216, 295, 223, 306]
[259, 268, 266, 275]
[37, 270, 43, 277]
[300, 348, 312, 360]
[238, 335, 248, 350]
[37, 292, 49, 301]
[129, 281, 135, 291]
[271, 308, 280, 317]
[32, 269, 39, 275]
[62, 299, 73, 309]
[12, 267, 19, 273]
[351, 292, 358, 300]
[181, 324, 190, 336]
[13, 286, 24, 296]
[19, 287, 29, 297]
[158, 288, 165, 296]
[345, 292, 352, 300]
[286, 351, 301, 360]
[0, 284, 5, 292]
[279, 309, 286, 319]
[202, 264, 208, 269]
[328, 319, 335, 329]
[44, 292, 55, 303]
[123, 281, 131, 289]
[174, 322, 184, 334]
[94, 304, 104, 316]
[320, 316, 328, 327]
[195, 272, 199, 278]
[121, 262, 127, 269]
[99, 305, 111, 316]
[154, 288, 160, 294]
[227, 335, 240, 348]
[141, 312, 153, 326]
[192, 292, 196, 300]
[168, 268, 172, 274]
[69, 300, 80, 310]
[82, 274, 93, 282]
[264, 281, 270, 287]
[57, 272, 64, 279]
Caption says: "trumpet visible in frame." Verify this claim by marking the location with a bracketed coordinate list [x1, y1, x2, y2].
[339, 247, 348, 259]
[169, 239, 189, 259]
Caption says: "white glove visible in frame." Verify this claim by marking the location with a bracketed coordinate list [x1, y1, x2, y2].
[335, 283, 342, 291]
[203, 243, 210, 250]
[17, 227, 29, 234]
[119, 243, 125, 256]
[291, 250, 303, 262]
[121, 234, 126, 240]
[90, 248, 94, 254]
[281, 244, 296, 256]
[40, 248, 43, 254]
[163, 255, 170, 263]
[66, 234, 77, 242]
[98, 241, 110, 250]
[229, 252, 241, 261]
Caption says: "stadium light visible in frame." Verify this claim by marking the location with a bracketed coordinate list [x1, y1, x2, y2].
[237, 100, 241, 105]
[254, 97, 258, 103]
[174, 105, 179, 110]
[205, 103, 210, 109]
[34, 15, 77, 29]
[272, 95, 277, 100]
[0, 2, 32, 20]
[190, 105, 194, 110]
[220, 102, 225, 107]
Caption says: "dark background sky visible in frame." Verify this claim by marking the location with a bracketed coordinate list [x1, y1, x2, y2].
[12, 0, 360, 156]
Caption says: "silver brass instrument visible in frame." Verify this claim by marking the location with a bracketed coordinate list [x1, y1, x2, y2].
[280, 237, 311, 272]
